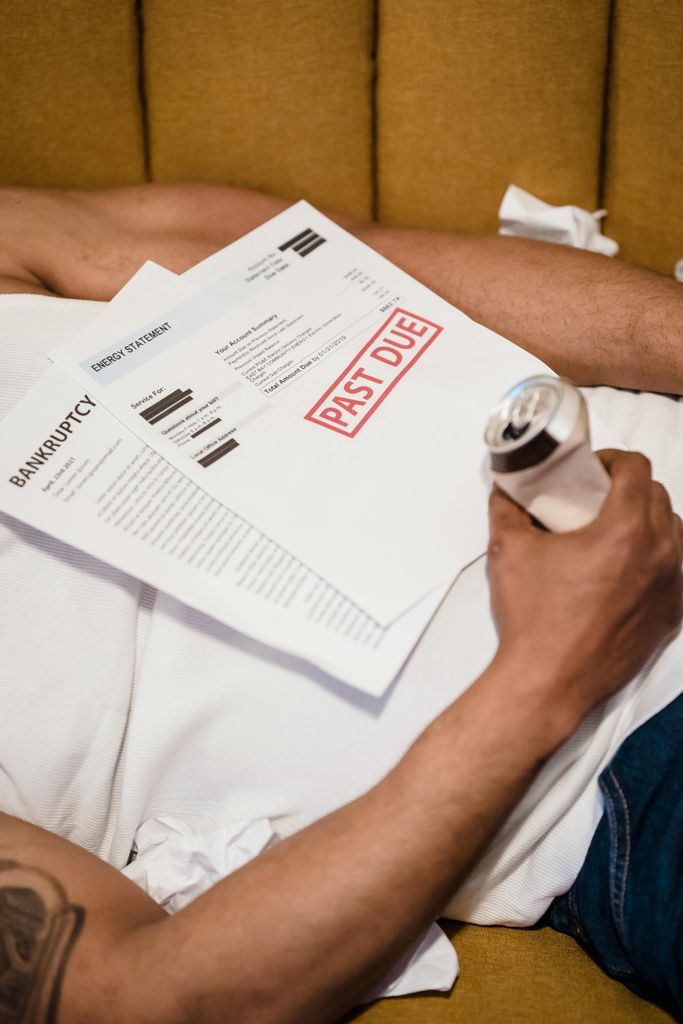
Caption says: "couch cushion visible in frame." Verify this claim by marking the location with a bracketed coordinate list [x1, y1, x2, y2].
[602, 0, 683, 275]
[376, 0, 611, 232]
[142, 0, 374, 218]
[0, 0, 145, 188]
[346, 924, 675, 1023]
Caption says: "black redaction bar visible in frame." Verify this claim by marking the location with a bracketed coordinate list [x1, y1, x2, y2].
[299, 235, 326, 257]
[148, 392, 193, 424]
[198, 438, 239, 467]
[278, 228, 316, 251]
[292, 232, 318, 252]
[190, 417, 221, 439]
[140, 389, 185, 421]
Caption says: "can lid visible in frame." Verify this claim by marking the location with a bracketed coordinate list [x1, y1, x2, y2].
[484, 375, 580, 472]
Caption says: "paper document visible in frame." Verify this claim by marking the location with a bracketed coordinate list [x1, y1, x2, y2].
[0, 265, 446, 695]
[52, 202, 552, 624]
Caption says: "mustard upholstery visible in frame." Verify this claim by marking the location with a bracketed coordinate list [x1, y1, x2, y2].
[0, 0, 145, 187]
[602, 0, 683, 275]
[0, 2, 680, 1020]
[0, 0, 680, 271]
[142, 0, 374, 218]
[376, 0, 611, 231]
[347, 924, 675, 1023]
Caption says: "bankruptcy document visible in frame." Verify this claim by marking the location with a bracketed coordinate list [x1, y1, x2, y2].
[52, 202, 552, 624]
[0, 359, 447, 697]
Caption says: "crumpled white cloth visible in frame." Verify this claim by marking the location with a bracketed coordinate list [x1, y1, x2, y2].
[362, 921, 458, 1002]
[122, 816, 457, 1000]
[122, 816, 278, 912]
[499, 184, 619, 256]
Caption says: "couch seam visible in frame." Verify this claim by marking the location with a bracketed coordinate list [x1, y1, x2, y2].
[134, 0, 151, 182]
[370, 0, 379, 221]
[597, 0, 617, 210]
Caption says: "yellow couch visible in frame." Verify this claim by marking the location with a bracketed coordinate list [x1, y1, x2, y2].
[1, 2, 680, 1021]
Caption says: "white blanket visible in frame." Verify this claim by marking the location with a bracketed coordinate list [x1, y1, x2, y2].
[1, 293, 682, 997]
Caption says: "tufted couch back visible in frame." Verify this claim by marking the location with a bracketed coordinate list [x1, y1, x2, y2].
[1, 0, 680, 274]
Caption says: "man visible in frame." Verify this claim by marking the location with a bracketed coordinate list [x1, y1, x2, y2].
[0, 183, 681, 1024]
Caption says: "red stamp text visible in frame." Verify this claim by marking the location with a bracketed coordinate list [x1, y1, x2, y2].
[304, 308, 443, 437]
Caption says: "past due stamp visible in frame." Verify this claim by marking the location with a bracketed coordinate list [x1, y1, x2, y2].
[304, 308, 443, 437]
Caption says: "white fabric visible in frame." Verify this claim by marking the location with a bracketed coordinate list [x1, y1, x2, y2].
[1, 295, 683, 995]
[499, 184, 619, 256]
[362, 922, 457, 1002]
[0, 295, 151, 862]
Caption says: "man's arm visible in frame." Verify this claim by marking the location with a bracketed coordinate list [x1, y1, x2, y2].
[0, 185, 291, 301]
[2, 452, 681, 1024]
[364, 225, 683, 396]
[0, 184, 681, 394]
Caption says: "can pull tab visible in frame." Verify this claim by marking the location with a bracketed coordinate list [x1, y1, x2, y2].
[501, 386, 544, 441]
[502, 420, 529, 441]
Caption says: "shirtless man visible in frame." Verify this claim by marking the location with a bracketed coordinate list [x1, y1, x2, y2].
[0, 184, 682, 1024]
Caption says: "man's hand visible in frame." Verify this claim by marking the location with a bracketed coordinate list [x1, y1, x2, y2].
[488, 449, 683, 732]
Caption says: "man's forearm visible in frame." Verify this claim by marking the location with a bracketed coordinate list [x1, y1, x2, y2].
[359, 225, 683, 396]
[76, 652, 572, 1024]
[0, 649, 569, 1024]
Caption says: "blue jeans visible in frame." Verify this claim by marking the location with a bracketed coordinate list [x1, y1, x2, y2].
[544, 692, 683, 1018]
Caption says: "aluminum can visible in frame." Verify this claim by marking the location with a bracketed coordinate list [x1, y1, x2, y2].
[484, 375, 611, 531]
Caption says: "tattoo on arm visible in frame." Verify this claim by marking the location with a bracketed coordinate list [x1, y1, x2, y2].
[0, 859, 83, 1024]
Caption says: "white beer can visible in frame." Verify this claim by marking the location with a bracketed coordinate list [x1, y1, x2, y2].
[484, 375, 611, 531]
